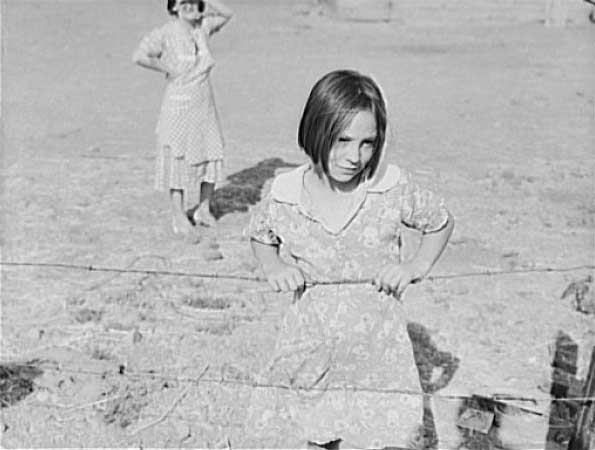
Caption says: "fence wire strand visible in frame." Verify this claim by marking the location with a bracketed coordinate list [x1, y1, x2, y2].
[1, 260, 594, 286]
[3, 360, 594, 406]
[1, 259, 593, 418]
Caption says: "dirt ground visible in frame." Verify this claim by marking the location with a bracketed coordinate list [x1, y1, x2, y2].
[1, 0, 594, 448]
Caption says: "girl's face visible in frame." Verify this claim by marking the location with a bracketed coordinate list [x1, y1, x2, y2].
[326, 110, 377, 187]
[175, 0, 204, 22]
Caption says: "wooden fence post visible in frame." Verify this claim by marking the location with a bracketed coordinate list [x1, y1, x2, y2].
[567, 346, 595, 450]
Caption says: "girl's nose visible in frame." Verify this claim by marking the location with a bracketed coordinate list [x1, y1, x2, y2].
[345, 144, 361, 163]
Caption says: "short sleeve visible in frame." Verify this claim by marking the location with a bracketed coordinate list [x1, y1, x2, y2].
[138, 27, 164, 57]
[399, 170, 449, 233]
[246, 194, 281, 245]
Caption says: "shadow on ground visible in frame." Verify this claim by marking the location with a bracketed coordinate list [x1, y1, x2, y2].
[405, 327, 594, 449]
[210, 158, 299, 219]
[408, 322, 460, 448]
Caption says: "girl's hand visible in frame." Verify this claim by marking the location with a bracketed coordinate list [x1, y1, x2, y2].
[262, 262, 306, 293]
[374, 262, 426, 299]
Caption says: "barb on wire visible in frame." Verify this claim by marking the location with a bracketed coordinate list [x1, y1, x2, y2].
[85, 254, 171, 291]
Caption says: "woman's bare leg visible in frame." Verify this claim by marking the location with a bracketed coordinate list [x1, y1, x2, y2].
[193, 181, 217, 227]
[170, 189, 194, 234]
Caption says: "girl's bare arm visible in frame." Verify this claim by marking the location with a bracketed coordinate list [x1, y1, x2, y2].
[375, 211, 454, 297]
[409, 210, 455, 279]
[251, 239, 305, 292]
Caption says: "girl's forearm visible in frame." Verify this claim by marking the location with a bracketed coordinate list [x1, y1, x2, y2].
[409, 212, 455, 278]
[251, 240, 283, 271]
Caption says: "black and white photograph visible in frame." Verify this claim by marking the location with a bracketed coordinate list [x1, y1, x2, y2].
[1, 0, 594, 448]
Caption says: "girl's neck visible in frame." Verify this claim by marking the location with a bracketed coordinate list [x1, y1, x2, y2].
[307, 164, 364, 196]
[302, 165, 367, 232]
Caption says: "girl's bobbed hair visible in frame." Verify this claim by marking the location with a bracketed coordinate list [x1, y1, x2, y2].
[298, 69, 387, 180]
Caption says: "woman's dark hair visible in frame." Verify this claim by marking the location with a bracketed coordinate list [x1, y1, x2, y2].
[167, 0, 205, 16]
[298, 69, 387, 179]
[167, 0, 177, 15]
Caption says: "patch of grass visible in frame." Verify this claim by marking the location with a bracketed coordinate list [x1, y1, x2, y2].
[72, 307, 104, 324]
[194, 321, 236, 336]
[182, 294, 232, 310]
[91, 347, 115, 361]
[0, 360, 43, 408]
[102, 383, 149, 429]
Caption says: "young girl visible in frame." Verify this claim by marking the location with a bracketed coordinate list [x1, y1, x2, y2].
[245, 70, 454, 448]
[132, 0, 233, 236]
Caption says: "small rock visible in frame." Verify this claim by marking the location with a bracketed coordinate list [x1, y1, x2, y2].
[35, 390, 49, 403]
[501, 169, 515, 180]
[502, 251, 519, 258]
[204, 249, 224, 261]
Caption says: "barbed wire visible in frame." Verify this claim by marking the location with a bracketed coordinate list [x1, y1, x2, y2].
[1, 260, 594, 286]
[2, 259, 593, 426]
[4, 361, 594, 406]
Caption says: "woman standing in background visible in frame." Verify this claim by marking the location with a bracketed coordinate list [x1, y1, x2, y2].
[133, 0, 233, 238]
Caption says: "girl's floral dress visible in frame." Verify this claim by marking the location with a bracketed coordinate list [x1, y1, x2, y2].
[245, 164, 449, 448]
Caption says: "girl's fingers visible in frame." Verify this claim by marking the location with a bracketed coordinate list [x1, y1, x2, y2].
[383, 280, 395, 295]
[269, 268, 307, 293]
[286, 276, 297, 292]
[292, 270, 305, 289]
[375, 266, 419, 299]
[269, 277, 281, 292]
[384, 273, 399, 291]
[374, 266, 388, 287]
[276, 277, 287, 292]
[395, 275, 413, 299]
[275, 278, 286, 292]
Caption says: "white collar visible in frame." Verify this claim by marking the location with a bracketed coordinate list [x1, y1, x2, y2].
[270, 163, 402, 205]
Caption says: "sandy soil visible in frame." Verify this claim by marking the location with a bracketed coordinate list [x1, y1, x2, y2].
[1, 0, 594, 447]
